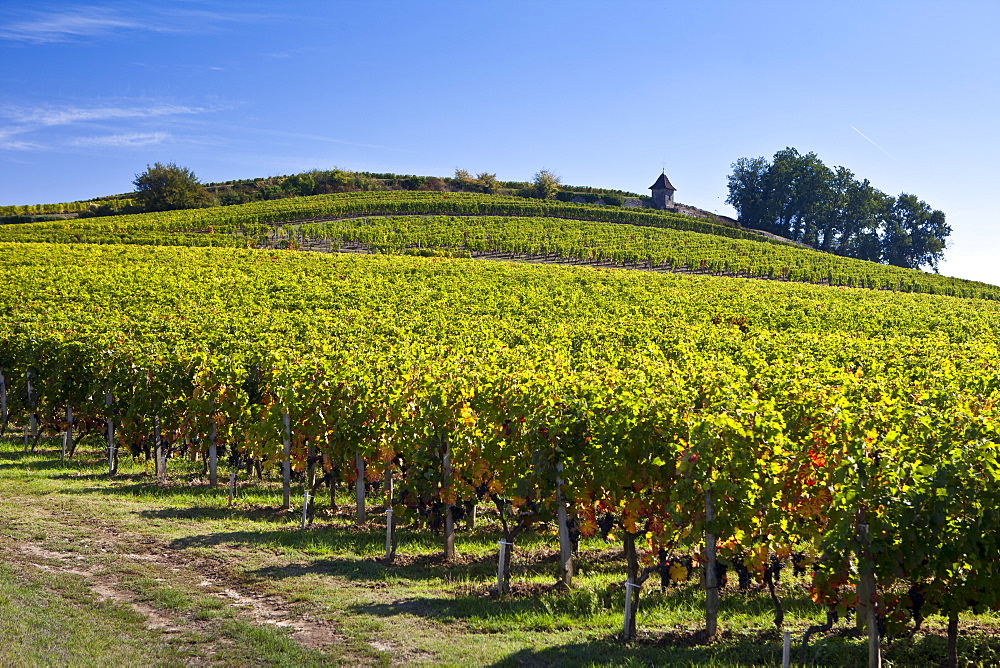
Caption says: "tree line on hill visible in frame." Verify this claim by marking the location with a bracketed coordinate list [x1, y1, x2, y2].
[115, 163, 643, 217]
[726, 148, 950, 271]
[65, 156, 952, 274]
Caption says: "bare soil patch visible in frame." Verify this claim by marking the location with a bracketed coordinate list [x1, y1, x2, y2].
[8, 527, 347, 654]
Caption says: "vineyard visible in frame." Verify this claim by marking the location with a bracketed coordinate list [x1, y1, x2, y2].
[290, 214, 1000, 297]
[0, 240, 999, 664]
[0, 190, 996, 301]
[0, 197, 136, 218]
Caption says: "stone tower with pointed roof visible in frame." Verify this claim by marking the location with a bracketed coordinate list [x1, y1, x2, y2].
[649, 172, 676, 210]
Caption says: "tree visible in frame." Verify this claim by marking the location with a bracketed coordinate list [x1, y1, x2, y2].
[282, 172, 317, 197]
[726, 149, 950, 270]
[476, 172, 500, 194]
[424, 177, 446, 191]
[726, 156, 770, 229]
[533, 169, 561, 199]
[133, 162, 209, 212]
[882, 194, 950, 271]
[833, 177, 887, 263]
[766, 148, 833, 244]
[453, 169, 477, 191]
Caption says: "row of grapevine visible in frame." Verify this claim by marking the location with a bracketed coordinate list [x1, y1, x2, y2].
[1, 190, 997, 300]
[289, 214, 1000, 299]
[0, 191, 772, 244]
[0, 243, 998, 662]
[0, 198, 136, 216]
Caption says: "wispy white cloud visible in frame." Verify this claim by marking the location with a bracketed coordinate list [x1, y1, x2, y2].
[0, 100, 220, 152]
[0, 5, 276, 44]
[68, 132, 170, 147]
[0, 7, 150, 43]
[226, 125, 406, 152]
[0, 140, 44, 151]
[8, 103, 210, 128]
[132, 61, 231, 74]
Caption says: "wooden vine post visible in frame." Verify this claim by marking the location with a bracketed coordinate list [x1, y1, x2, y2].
[947, 610, 959, 668]
[621, 531, 641, 640]
[302, 433, 318, 526]
[355, 448, 366, 524]
[857, 439, 881, 668]
[300, 487, 311, 530]
[154, 416, 165, 484]
[555, 461, 574, 588]
[25, 370, 36, 453]
[442, 432, 455, 561]
[0, 367, 8, 437]
[497, 539, 513, 596]
[63, 404, 73, 461]
[105, 391, 117, 475]
[857, 515, 882, 668]
[384, 463, 396, 562]
[705, 485, 719, 639]
[281, 412, 291, 510]
[208, 403, 218, 487]
[227, 456, 238, 506]
[306, 436, 318, 495]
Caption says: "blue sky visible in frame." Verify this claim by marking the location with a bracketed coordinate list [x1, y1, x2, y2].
[1, 1, 998, 284]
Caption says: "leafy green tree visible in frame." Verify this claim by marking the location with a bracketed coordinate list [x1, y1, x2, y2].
[133, 162, 209, 212]
[258, 184, 284, 200]
[476, 172, 500, 194]
[726, 149, 950, 270]
[726, 157, 770, 230]
[282, 172, 317, 197]
[424, 176, 446, 191]
[766, 148, 833, 244]
[532, 169, 561, 199]
[309, 168, 352, 193]
[833, 177, 888, 263]
[453, 169, 477, 191]
[883, 194, 950, 271]
[821, 167, 856, 253]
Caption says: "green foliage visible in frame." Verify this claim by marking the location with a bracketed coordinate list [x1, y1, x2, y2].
[0, 215, 59, 224]
[4, 168, 646, 214]
[727, 148, 951, 270]
[532, 169, 561, 199]
[281, 173, 316, 197]
[476, 172, 499, 194]
[883, 193, 951, 271]
[0, 198, 133, 216]
[348, 172, 385, 192]
[396, 176, 426, 190]
[424, 176, 446, 191]
[453, 168, 476, 190]
[449, 170, 501, 194]
[0, 190, 990, 299]
[0, 242, 999, 656]
[218, 191, 249, 206]
[133, 162, 210, 213]
[258, 185, 284, 200]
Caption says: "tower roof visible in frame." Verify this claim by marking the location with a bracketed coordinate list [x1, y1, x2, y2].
[649, 172, 676, 191]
